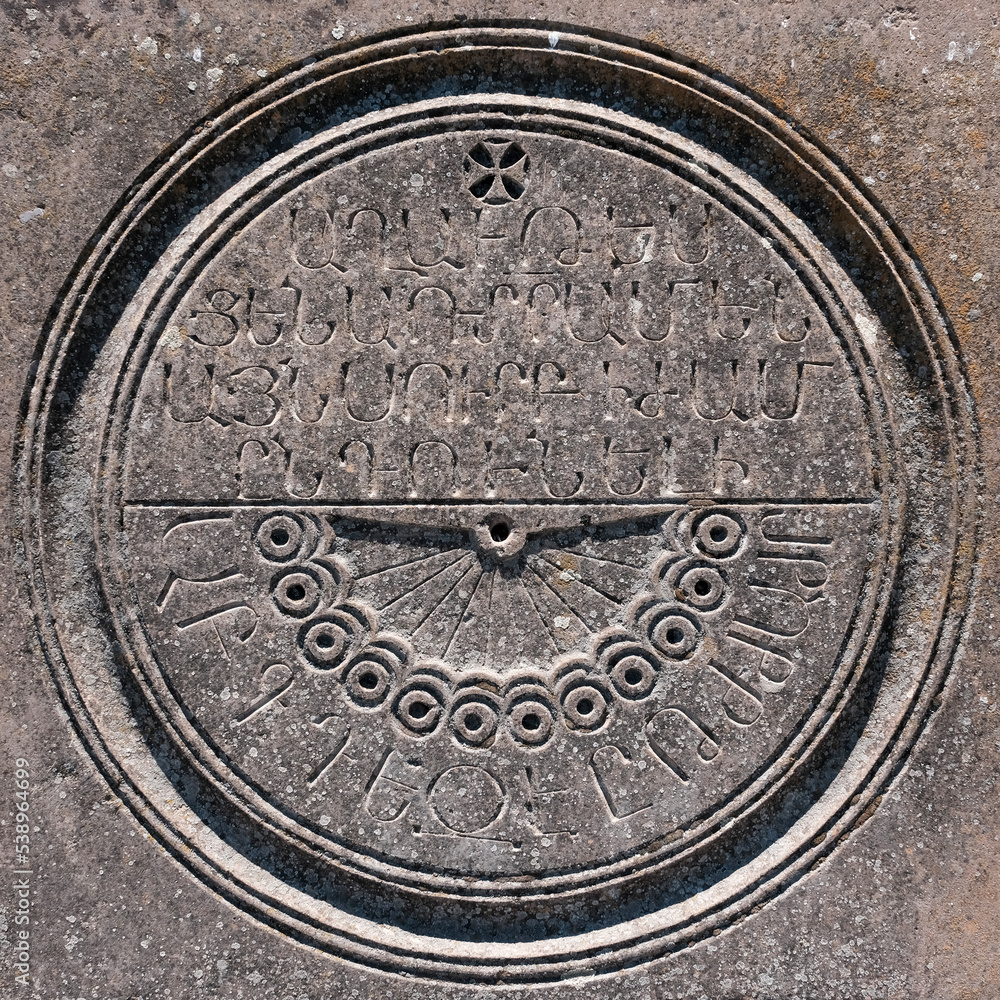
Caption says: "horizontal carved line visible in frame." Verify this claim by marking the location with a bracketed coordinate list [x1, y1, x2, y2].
[123, 496, 878, 508]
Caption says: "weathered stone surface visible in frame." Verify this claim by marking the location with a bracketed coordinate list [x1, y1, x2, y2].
[2, 4, 999, 999]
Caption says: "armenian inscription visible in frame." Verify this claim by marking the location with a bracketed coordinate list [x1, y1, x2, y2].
[119, 126, 878, 878]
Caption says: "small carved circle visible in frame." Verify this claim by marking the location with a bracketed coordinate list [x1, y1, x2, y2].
[344, 654, 396, 708]
[607, 649, 659, 701]
[394, 674, 449, 736]
[693, 512, 745, 559]
[301, 620, 348, 668]
[506, 696, 555, 747]
[560, 680, 611, 732]
[676, 564, 728, 611]
[254, 512, 309, 562]
[271, 567, 323, 618]
[451, 694, 500, 747]
[299, 605, 372, 670]
[428, 766, 506, 834]
[647, 609, 702, 660]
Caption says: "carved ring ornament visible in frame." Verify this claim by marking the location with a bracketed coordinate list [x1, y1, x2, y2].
[16, 27, 976, 982]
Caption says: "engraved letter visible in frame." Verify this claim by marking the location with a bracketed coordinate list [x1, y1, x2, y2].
[344, 357, 394, 422]
[589, 745, 654, 818]
[521, 206, 581, 270]
[163, 359, 214, 424]
[411, 441, 458, 498]
[668, 200, 711, 264]
[708, 658, 764, 726]
[365, 750, 425, 822]
[646, 708, 721, 782]
[188, 288, 242, 346]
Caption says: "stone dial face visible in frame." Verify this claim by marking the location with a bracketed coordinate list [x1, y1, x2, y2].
[20, 32, 973, 979]
[117, 124, 882, 882]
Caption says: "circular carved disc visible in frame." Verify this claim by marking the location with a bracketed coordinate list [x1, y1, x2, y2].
[17, 28, 975, 981]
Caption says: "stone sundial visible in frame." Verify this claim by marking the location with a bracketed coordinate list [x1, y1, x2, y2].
[15, 26, 975, 985]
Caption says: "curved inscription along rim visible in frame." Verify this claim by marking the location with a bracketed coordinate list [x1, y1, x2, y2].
[101, 99, 894, 893]
[15, 26, 976, 981]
